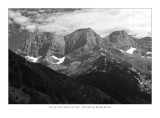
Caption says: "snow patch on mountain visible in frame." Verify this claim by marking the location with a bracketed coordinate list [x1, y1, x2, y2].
[51, 55, 65, 65]
[126, 47, 136, 54]
[25, 56, 41, 63]
[147, 52, 152, 54]
[119, 47, 137, 55]
[119, 49, 125, 52]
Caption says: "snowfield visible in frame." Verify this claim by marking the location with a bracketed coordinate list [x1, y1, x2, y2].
[25, 56, 40, 63]
[147, 52, 152, 54]
[126, 47, 136, 54]
[119, 47, 136, 54]
[25, 55, 65, 64]
[119, 49, 125, 52]
[51, 55, 65, 65]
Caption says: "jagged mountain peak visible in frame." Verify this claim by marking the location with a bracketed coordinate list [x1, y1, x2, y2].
[109, 30, 128, 36]
[64, 28, 103, 54]
[106, 30, 135, 51]
[108, 30, 130, 42]
[74, 27, 93, 32]
[17, 31, 65, 58]
[64, 28, 97, 41]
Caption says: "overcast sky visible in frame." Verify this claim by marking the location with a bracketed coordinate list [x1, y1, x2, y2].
[8, 8, 151, 38]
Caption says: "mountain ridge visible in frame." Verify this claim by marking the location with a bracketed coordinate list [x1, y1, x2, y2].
[9, 27, 152, 104]
[15, 28, 152, 76]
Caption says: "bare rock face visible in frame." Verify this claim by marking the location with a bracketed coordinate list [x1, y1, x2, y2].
[17, 32, 65, 58]
[105, 30, 151, 55]
[106, 30, 135, 51]
[64, 28, 103, 55]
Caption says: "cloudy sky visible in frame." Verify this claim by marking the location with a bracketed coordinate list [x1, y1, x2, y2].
[8, 8, 151, 38]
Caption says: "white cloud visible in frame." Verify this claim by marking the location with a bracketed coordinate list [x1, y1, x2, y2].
[26, 24, 37, 32]
[13, 16, 30, 25]
[8, 10, 31, 26]
[8, 9, 151, 38]
[8, 10, 21, 18]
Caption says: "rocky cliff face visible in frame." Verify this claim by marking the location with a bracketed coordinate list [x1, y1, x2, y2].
[104, 30, 152, 57]
[16, 28, 151, 66]
[107, 30, 135, 51]
[64, 28, 103, 54]
[17, 32, 65, 58]
[16, 28, 152, 77]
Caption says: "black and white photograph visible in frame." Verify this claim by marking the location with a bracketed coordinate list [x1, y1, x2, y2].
[8, 8, 152, 104]
[1, 0, 160, 117]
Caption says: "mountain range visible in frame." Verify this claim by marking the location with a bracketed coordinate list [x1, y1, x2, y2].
[9, 28, 152, 104]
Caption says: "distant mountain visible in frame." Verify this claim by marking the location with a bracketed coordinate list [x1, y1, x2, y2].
[16, 28, 151, 67]
[16, 32, 66, 68]
[104, 30, 152, 56]
[17, 32, 65, 57]
[64, 28, 103, 54]
[59, 29, 151, 75]
[15, 28, 151, 76]
[107, 30, 135, 51]
[59, 29, 151, 104]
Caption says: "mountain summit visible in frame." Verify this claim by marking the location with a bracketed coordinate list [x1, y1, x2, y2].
[64, 28, 103, 54]
[107, 30, 135, 51]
